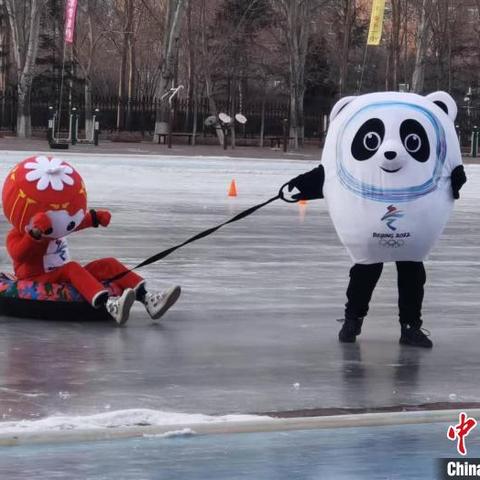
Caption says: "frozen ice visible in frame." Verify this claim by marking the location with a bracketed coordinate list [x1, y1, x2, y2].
[0, 151, 479, 423]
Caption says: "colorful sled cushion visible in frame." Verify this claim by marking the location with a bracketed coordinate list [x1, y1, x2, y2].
[0, 273, 121, 302]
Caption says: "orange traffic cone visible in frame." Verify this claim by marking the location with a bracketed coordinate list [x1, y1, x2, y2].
[228, 179, 237, 197]
[298, 199, 307, 223]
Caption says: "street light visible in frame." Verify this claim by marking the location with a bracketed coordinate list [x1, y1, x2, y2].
[464, 86, 473, 119]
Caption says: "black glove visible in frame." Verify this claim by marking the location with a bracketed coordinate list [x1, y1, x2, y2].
[287, 165, 325, 201]
[451, 165, 467, 199]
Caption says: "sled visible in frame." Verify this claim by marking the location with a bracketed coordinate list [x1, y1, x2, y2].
[0, 273, 121, 321]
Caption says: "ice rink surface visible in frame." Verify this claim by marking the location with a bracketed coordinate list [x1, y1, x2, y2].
[0, 151, 480, 422]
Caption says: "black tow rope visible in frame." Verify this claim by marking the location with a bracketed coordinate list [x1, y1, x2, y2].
[107, 182, 296, 283]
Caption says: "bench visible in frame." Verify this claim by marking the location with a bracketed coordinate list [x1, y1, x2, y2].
[156, 132, 198, 145]
[267, 136, 295, 148]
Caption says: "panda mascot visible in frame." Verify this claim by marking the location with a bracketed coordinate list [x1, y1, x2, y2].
[2, 156, 181, 325]
[286, 91, 467, 348]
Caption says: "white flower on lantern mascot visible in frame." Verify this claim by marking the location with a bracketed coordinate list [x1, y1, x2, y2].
[25, 156, 74, 191]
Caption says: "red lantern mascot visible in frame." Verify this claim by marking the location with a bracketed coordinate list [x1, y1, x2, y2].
[2, 155, 181, 324]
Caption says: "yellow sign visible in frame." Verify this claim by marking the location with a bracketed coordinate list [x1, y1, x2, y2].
[367, 0, 386, 45]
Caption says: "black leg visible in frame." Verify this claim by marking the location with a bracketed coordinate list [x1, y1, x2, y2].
[396, 261, 426, 328]
[345, 263, 384, 319]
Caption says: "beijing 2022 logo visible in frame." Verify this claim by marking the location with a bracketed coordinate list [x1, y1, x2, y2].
[381, 205, 404, 231]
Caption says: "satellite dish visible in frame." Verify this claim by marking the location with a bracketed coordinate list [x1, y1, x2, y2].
[204, 115, 217, 127]
[219, 113, 232, 124]
[235, 113, 247, 124]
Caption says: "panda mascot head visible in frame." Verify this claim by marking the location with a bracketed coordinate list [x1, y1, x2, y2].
[321, 91, 462, 264]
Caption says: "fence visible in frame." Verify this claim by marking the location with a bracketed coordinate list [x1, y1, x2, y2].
[455, 106, 480, 149]
[3, 91, 477, 149]
[0, 91, 326, 142]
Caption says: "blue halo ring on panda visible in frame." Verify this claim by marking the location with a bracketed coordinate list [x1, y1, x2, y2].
[336, 101, 447, 203]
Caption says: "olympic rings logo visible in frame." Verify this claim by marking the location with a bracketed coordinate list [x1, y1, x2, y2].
[379, 239, 405, 248]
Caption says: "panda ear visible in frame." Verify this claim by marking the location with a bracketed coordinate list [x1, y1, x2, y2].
[426, 91, 457, 121]
[330, 96, 356, 122]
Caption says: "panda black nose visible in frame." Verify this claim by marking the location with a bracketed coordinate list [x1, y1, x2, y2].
[384, 151, 397, 160]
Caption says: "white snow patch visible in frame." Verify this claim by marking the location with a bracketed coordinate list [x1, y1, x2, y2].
[0, 409, 271, 435]
[143, 428, 196, 439]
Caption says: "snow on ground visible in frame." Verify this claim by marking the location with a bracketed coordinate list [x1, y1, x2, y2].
[0, 408, 270, 435]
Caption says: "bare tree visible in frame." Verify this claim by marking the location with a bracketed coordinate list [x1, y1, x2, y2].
[4, 0, 46, 137]
[0, 0, 8, 93]
[153, 0, 189, 142]
[74, 0, 110, 137]
[271, 0, 324, 149]
[336, 0, 356, 96]
[429, 0, 465, 92]
[114, 0, 135, 130]
[117, 0, 163, 99]
[411, 0, 431, 93]
[386, 0, 402, 90]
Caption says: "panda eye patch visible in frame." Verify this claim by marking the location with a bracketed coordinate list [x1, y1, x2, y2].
[400, 120, 430, 162]
[351, 119, 385, 161]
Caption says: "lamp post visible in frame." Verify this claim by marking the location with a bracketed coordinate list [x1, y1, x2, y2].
[464, 86, 472, 129]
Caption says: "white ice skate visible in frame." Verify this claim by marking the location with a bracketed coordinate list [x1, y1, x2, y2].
[143, 286, 181, 320]
[106, 288, 135, 325]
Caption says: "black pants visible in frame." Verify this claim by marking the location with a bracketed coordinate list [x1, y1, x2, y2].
[345, 262, 426, 328]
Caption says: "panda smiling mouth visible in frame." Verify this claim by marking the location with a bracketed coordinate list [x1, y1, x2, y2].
[380, 166, 402, 173]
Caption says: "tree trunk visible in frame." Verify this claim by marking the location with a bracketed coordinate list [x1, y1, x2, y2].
[278, 0, 311, 149]
[191, 79, 198, 145]
[125, 0, 135, 130]
[199, 0, 223, 145]
[116, 0, 132, 131]
[229, 76, 236, 149]
[5, 0, 44, 138]
[411, 0, 430, 93]
[339, 0, 354, 96]
[153, 0, 188, 142]
[390, 0, 401, 90]
[184, 0, 194, 132]
[125, 32, 135, 130]
[85, 81, 92, 138]
[0, 0, 7, 94]
[16, 81, 31, 137]
[447, 16, 452, 92]
[259, 86, 266, 147]
[204, 70, 224, 145]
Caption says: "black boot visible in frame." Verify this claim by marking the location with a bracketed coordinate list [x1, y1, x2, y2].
[338, 317, 364, 343]
[399, 324, 433, 348]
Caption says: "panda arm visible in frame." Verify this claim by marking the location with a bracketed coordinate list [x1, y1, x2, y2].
[286, 164, 325, 200]
[451, 165, 467, 199]
[6, 229, 47, 263]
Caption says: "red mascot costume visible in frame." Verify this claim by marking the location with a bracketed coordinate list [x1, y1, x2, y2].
[2, 155, 181, 325]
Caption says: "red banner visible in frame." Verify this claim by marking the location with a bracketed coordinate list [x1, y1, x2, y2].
[64, 0, 78, 44]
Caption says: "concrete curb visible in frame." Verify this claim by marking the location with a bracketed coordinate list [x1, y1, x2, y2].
[0, 408, 476, 447]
